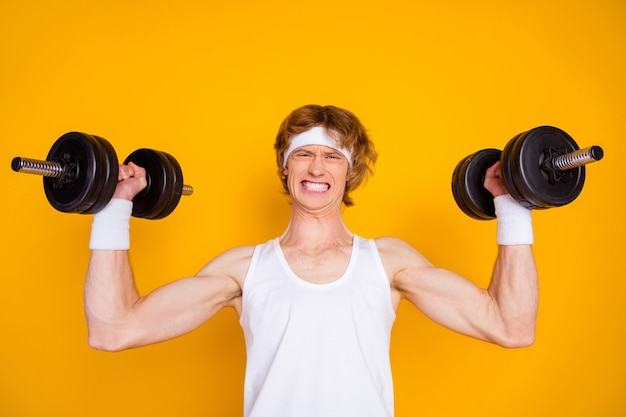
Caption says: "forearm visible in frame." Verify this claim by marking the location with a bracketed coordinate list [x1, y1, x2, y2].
[84, 198, 139, 350]
[85, 251, 139, 324]
[487, 194, 538, 347]
[488, 245, 538, 346]
[84, 250, 141, 350]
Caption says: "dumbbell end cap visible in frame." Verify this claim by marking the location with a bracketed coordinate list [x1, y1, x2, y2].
[590, 146, 604, 161]
[11, 157, 24, 172]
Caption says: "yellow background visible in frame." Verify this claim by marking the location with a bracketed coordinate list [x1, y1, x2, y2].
[1, 1, 624, 416]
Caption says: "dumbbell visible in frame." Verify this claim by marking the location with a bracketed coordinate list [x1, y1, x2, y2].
[452, 126, 604, 220]
[11, 132, 193, 219]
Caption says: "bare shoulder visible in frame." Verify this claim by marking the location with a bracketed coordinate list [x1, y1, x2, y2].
[373, 236, 434, 286]
[195, 245, 256, 289]
[373, 236, 433, 267]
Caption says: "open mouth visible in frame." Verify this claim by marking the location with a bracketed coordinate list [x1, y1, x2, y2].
[302, 181, 330, 192]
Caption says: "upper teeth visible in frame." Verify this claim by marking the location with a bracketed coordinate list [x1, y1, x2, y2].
[303, 181, 329, 192]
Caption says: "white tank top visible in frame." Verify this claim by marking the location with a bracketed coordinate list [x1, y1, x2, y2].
[240, 236, 396, 417]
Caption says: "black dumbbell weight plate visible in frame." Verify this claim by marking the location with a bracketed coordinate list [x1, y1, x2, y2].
[87, 135, 120, 214]
[500, 132, 534, 209]
[452, 154, 481, 219]
[508, 126, 585, 208]
[154, 151, 184, 219]
[452, 149, 501, 220]
[44, 132, 119, 214]
[124, 149, 178, 219]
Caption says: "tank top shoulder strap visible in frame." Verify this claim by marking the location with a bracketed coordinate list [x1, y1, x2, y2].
[242, 238, 278, 291]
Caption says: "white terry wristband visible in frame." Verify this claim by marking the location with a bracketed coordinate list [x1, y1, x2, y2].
[89, 198, 133, 250]
[494, 194, 534, 245]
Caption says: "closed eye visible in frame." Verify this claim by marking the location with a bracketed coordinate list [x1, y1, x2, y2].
[325, 153, 346, 161]
[294, 151, 313, 158]
[291, 150, 345, 162]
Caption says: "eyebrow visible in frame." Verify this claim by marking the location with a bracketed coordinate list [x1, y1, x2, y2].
[294, 147, 345, 157]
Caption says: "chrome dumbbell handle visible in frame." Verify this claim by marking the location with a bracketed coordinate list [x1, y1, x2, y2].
[12, 157, 65, 178]
[551, 146, 604, 171]
[13, 156, 193, 196]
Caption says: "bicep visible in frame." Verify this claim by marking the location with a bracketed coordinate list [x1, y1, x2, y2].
[128, 274, 239, 345]
[114, 247, 250, 349]
[397, 266, 495, 339]
[379, 237, 498, 342]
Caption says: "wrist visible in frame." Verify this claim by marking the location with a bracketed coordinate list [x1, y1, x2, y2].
[89, 198, 133, 250]
[494, 194, 534, 245]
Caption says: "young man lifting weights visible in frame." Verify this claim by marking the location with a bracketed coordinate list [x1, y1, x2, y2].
[85, 104, 538, 417]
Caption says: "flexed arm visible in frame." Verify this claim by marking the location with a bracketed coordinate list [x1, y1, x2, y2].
[382, 162, 538, 348]
[84, 163, 248, 351]
[482, 161, 538, 345]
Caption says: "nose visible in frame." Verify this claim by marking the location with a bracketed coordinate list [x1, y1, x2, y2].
[308, 154, 325, 176]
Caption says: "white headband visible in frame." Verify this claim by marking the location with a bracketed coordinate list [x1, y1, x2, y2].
[283, 126, 352, 167]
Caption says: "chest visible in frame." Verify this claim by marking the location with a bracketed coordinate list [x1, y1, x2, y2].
[282, 246, 352, 284]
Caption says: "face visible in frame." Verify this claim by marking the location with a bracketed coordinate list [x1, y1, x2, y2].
[283, 144, 350, 212]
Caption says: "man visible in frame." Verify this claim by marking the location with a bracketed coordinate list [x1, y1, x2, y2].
[85, 104, 538, 417]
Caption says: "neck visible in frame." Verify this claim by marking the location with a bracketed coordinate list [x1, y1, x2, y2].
[280, 207, 353, 249]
